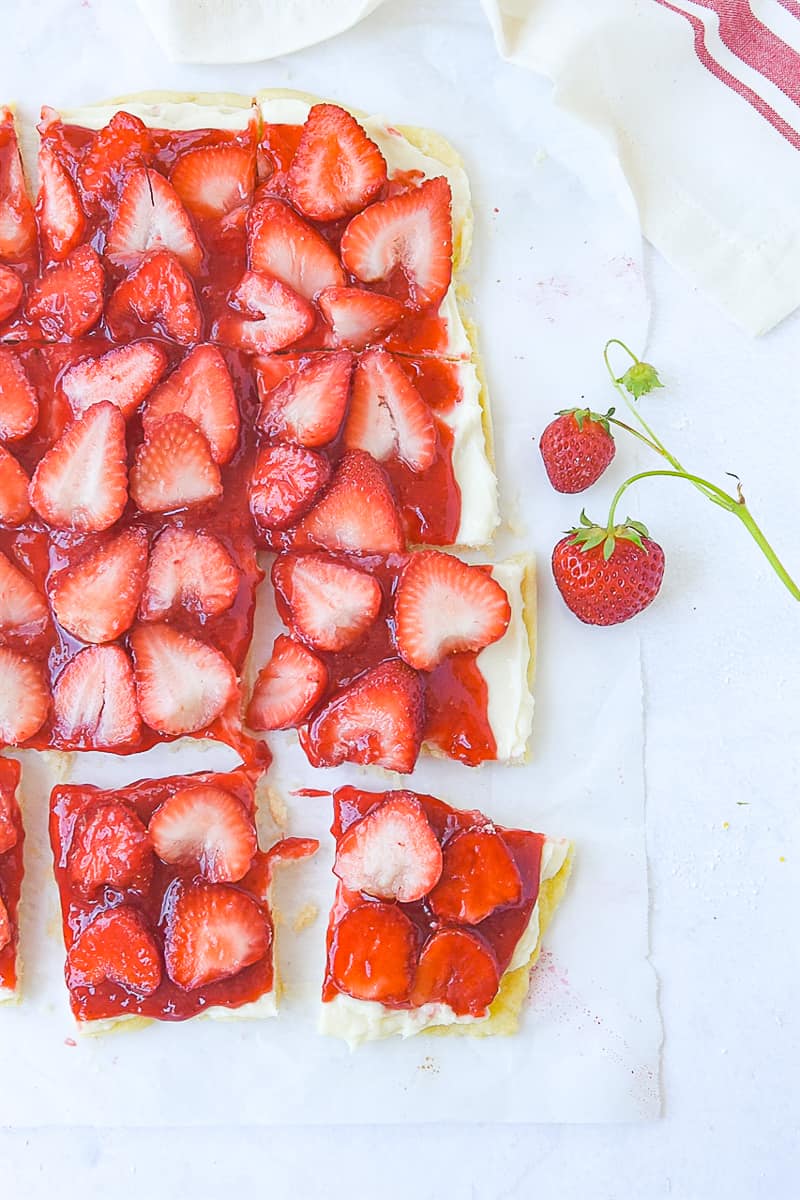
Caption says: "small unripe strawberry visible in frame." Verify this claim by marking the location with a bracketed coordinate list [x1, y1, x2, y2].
[552, 516, 665, 625]
[539, 408, 615, 493]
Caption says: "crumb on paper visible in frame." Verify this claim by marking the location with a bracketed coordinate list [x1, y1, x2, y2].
[418, 1056, 439, 1075]
[722, 821, 730, 830]
[293, 903, 319, 932]
[534, 148, 547, 166]
[779, 856, 786, 863]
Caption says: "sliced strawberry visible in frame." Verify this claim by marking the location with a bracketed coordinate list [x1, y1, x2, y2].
[139, 527, 239, 622]
[37, 142, 85, 262]
[67, 800, 152, 896]
[0, 263, 23, 322]
[52, 644, 141, 749]
[0, 549, 49, 644]
[29, 400, 128, 533]
[334, 791, 443, 902]
[410, 928, 500, 1016]
[50, 528, 148, 644]
[248, 196, 345, 300]
[26, 244, 105, 339]
[429, 829, 523, 925]
[0, 347, 38, 441]
[0, 782, 19, 855]
[106, 249, 202, 345]
[0, 446, 30, 525]
[129, 413, 222, 513]
[60, 341, 167, 420]
[340, 176, 453, 310]
[164, 881, 270, 991]
[294, 449, 404, 555]
[0, 111, 36, 260]
[256, 351, 352, 447]
[106, 168, 202, 273]
[272, 551, 381, 652]
[148, 785, 257, 883]
[142, 344, 239, 465]
[344, 348, 436, 471]
[67, 906, 162, 997]
[393, 551, 511, 671]
[220, 271, 314, 354]
[129, 622, 237, 736]
[78, 111, 155, 207]
[330, 901, 417, 1003]
[171, 145, 255, 219]
[317, 286, 406, 350]
[0, 896, 9, 951]
[246, 634, 327, 731]
[302, 658, 424, 774]
[248, 442, 330, 531]
[0, 647, 49, 745]
[288, 103, 387, 222]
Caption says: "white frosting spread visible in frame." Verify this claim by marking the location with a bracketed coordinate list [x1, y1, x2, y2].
[320, 836, 570, 1046]
[478, 560, 535, 761]
[58, 101, 256, 131]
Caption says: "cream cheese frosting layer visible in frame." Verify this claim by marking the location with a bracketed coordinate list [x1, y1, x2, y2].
[58, 97, 257, 131]
[477, 559, 535, 762]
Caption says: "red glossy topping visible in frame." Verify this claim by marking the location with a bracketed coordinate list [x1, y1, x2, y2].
[330, 901, 417, 1003]
[26, 245, 105, 340]
[67, 905, 162, 997]
[323, 787, 545, 1015]
[429, 829, 523, 925]
[67, 800, 152, 895]
[0, 758, 23, 993]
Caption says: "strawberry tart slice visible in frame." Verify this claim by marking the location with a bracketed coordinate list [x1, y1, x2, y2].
[321, 787, 572, 1045]
[49, 766, 317, 1027]
[0, 757, 24, 1002]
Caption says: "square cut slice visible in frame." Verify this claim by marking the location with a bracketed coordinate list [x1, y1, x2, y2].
[49, 767, 317, 1028]
[0, 757, 24, 1002]
[321, 786, 572, 1046]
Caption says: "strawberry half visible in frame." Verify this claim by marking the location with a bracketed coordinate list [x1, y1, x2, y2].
[139, 527, 240, 622]
[246, 634, 328, 731]
[344, 348, 436, 471]
[0, 646, 49, 745]
[0, 263, 23, 322]
[0, 792, 18, 856]
[0, 110, 36, 260]
[36, 142, 85, 262]
[247, 196, 345, 300]
[106, 249, 202, 345]
[129, 622, 238, 736]
[429, 829, 523, 925]
[220, 271, 315, 354]
[106, 168, 203, 273]
[78, 111, 155, 208]
[67, 800, 152, 896]
[0, 549, 49, 645]
[334, 791, 443, 903]
[164, 881, 271, 991]
[171, 144, 255, 219]
[302, 658, 424, 774]
[0, 347, 38, 441]
[256, 350, 352, 447]
[330, 900, 417, 1003]
[129, 413, 222, 514]
[393, 551, 511, 671]
[26, 244, 105, 339]
[142, 344, 239, 465]
[0, 446, 30, 525]
[287, 103, 387, 222]
[340, 176, 453, 310]
[294, 449, 404, 555]
[0, 896, 9, 951]
[317, 285, 405, 350]
[248, 442, 330, 531]
[272, 551, 382, 652]
[60, 341, 167, 420]
[410, 928, 500, 1016]
[29, 400, 128, 533]
[50, 528, 148, 644]
[52, 644, 141, 749]
[67, 906, 162, 997]
[148, 785, 257, 883]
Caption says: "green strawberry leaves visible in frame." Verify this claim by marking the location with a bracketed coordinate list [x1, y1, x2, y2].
[556, 406, 615, 434]
[618, 361, 663, 400]
[568, 512, 652, 559]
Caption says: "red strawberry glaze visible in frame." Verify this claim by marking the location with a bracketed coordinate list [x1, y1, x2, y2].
[0, 757, 24, 994]
[253, 352, 464, 547]
[50, 767, 316, 1023]
[270, 552, 498, 766]
[322, 787, 544, 1010]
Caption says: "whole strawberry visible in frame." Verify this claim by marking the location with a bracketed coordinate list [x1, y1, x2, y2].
[552, 516, 665, 625]
[539, 407, 616, 493]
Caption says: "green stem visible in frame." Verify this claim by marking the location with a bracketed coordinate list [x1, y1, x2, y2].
[605, 416, 662, 455]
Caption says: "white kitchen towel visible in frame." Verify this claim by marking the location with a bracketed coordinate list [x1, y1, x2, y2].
[480, 0, 800, 335]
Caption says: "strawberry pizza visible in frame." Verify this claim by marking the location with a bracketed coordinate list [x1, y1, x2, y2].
[0, 88, 569, 1035]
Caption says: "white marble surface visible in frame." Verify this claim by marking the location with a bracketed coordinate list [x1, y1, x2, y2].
[2, 0, 799, 1194]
